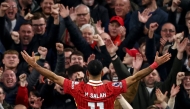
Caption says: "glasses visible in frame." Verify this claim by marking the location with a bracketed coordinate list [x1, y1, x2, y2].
[161, 29, 175, 33]
[77, 13, 89, 17]
[32, 24, 45, 27]
[8, 5, 17, 9]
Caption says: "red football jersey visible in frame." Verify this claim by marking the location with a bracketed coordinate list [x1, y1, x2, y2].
[63, 79, 127, 109]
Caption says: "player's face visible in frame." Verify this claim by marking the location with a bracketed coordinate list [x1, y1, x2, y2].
[144, 70, 160, 87]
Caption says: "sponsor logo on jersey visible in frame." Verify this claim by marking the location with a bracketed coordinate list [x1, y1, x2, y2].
[112, 82, 122, 88]
[71, 81, 79, 89]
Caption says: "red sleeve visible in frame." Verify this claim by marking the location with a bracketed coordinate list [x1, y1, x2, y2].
[111, 80, 127, 95]
[63, 79, 79, 96]
[15, 86, 29, 108]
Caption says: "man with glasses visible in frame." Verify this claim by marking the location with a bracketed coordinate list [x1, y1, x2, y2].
[160, 23, 176, 43]
[31, 12, 46, 35]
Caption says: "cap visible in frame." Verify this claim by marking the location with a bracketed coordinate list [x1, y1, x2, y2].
[110, 16, 124, 26]
[123, 48, 139, 57]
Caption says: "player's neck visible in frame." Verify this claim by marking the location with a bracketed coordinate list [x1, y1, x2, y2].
[88, 76, 101, 81]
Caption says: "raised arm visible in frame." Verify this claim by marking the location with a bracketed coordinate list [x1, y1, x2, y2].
[21, 51, 64, 86]
[125, 52, 171, 87]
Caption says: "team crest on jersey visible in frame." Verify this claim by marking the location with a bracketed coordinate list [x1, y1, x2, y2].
[112, 82, 122, 88]
[71, 81, 79, 89]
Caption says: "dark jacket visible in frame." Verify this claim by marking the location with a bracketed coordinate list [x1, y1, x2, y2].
[174, 85, 190, 109]
[132, 57, 182, 109]
[63, 16, 111, 67]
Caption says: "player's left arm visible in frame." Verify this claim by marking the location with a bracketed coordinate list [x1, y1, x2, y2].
[125, 52, 171, 87]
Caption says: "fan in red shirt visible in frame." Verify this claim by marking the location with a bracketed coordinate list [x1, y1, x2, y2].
[21, 47, 171, 109]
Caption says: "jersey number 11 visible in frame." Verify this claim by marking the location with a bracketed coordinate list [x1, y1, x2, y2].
[88, 102, 104, 109]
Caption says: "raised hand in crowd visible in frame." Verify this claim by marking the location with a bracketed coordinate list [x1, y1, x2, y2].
[19, 73, 28, 87]
[59, 4, 69, 18]
[117, 26, 126, 41]
[87, 54, 95, 65]
[176, 72, 185, 85]
[155, 88, 168, 109]
[38, 46, 48, 59]
[170, 84, 180, 97]
[69, 7, 77, 21]
[172, 32, 185, 49]
[176, 38, 188, 53]
[105, 39, 118, 57]
[132, 53, 143, 74]
[11, 31, 20, 44]
[171, 0, 181, 12]
[30, 97, 44, 109]
[0, 2, 9, 16]
[95, 20, 105, 34]
[51, 4, 60, 24]
[138, 8, 152, 24]
[56, 43, 64, 54]
[92, 34, 104, 46]
[148, 22, 159, 39]
[23, 9, 34, 20]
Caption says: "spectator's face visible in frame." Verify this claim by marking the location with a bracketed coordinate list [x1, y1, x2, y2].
[5, 1, 17, 20]
[183, 76, 190, 90]
[138, 44, 147, 61]
[122, 53, 133, 65]
[82, 0, 94, 6]
[40, 0, 54, 15]
[64, 51, 72, 69]
[2, 70, 17, 88]
[141, 0, 152, 6]
[82, 28, 94, 44]
[108, 22, 120, 37]
[44, 62, 50, 70]
[70, 71, 85, 81]
[32, 18, 46, 35]
[3, 54, 19, 69]
[115, 0, 130, 18]
[70, 55, 84, 67]
[109, 63, 117, 77]
[144, 70, 160, 87]
[22, 0, 33, 5]
[54, 84, 64, 94]
[0, 88, 5, 103]
[161, 23, 176, 43]
[28, 92, 37, 106]
[19, 24, 34, 45]
[76, 6, 90, 27]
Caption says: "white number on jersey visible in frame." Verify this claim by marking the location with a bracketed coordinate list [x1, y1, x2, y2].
[88, 102, 104, 109]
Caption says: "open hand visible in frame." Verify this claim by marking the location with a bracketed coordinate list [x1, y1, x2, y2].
[170, 84, 180, 97]
[21, 51, 36, 67]
[156, 88, 168, 102]
[138, 8, 152, 23]
[177, 38, 188, 53]
[154, 51, 171, 66]
[132, 53, 143, 71]
[59, 4, 69, 18]
[105, 39, 118, 56]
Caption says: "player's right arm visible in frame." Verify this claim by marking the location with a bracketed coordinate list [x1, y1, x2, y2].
[125, 52, 171, 87]
[21, 51, 65, 86]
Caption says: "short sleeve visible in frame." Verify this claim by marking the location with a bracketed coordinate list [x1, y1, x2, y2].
[111, 80, 127, 95]
[63, 79, 79, 96]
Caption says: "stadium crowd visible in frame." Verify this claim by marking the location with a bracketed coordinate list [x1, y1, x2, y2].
[0, 0, 190, 109]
